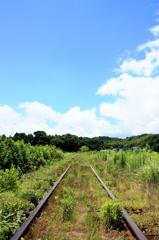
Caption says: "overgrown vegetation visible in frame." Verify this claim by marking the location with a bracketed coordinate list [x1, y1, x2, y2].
[2, 131, 159, 152]
[0, 193, 34, 240]
[98, 133, 159, 151]
[101, 200, 123, 229]
[0, 166, 19, 192]
[0, 155, 73, 240]
[87, 150, 159, 232]
[0, 141, 70, 240]
[88, 149, 159, 184]
[0, 137, 64, 173]
[61, 187, 75, 221]
[1, 134, 159, 239]
[23, 158, 126, 240]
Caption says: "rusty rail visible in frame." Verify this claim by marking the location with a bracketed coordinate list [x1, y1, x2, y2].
[11, 162, 73, 240]
[87, 161, 147, 240]
[11, 160, 147, 240]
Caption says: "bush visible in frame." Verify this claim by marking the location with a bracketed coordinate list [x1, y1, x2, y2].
[0, 166, 19, 193]
[101, 200, 123, 229]
[80, 146, 89, 152]
[0, 192, 34, 239]
[21, 191, 39, 206]
[0, 138, 64, 174]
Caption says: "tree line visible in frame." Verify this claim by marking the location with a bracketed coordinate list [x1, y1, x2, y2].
[1, 131, 159, 152]
[9, 131, 104, 152]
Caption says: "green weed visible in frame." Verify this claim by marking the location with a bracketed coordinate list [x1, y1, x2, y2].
[21, 191, 39, 205]
[101, 200, 123, 229]
[0, 192, 34, 239]
[61, 187, 75, 221]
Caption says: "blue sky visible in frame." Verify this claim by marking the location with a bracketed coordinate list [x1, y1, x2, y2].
[0, 0, 159, 137]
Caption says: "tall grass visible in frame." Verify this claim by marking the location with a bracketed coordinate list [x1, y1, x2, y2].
[88, 149, 159, 184]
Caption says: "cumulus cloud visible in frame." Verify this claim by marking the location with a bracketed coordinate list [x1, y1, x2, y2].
[0, 101, 121, 137]
[0, 105, 23, 136]
[116, 37, 159, 77]
[1, 24, 159, 138]
[96, 25, 159, 136]
[18, 102, 61, 122]
[150, 25, 159, 37]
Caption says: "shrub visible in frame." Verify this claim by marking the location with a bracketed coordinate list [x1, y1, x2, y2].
[0, 139, 64, 174]
[101, 200, 123, 229]
[0, 192, 34, 239]
[80, 146, 89, 152]
[21, 191, 39, 206]
[0, 166, 19, 193]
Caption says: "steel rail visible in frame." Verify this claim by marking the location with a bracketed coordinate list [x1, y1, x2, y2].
[87, 161, 147, 240]
[11, 162, 73, 240]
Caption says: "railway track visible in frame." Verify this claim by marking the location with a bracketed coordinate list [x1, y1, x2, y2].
[11, 159, 147, 240]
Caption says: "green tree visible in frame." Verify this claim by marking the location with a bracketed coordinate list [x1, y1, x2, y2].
[61, 134, 80, 152]
[33, 131, 49, 145]
[80, 145, 89, 152]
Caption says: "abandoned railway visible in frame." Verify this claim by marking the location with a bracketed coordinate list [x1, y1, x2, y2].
[11, 158, 148, 240]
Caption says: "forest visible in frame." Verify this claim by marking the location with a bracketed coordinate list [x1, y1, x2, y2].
[1, 131, 159, 152]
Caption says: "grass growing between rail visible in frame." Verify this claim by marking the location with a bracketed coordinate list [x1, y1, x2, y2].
[87, 150, 159, 233]
[24, 155, 126, 240]
[2, 149, 159, 239]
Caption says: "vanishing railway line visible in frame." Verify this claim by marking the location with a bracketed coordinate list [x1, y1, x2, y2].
[11, 159, 147, 240]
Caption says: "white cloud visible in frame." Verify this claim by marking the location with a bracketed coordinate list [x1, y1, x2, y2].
[0, 101, 121, 137]
[1, 24, 159, 138]
[53, 106, 121, 136]
[116, 36, 159, 77]
[96, 25, 159, 136]
[137, 38, 159, 50]
[18, 102, 61, 122]
[0, 105, 22, 123]
[98, 75, 159, 136]
[0, 105, 24, 136]
[149, 25, 159, 37]
[117, 50, 131, 64]
[0, 103, 50, 136]
[119, 55, 159, 76]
